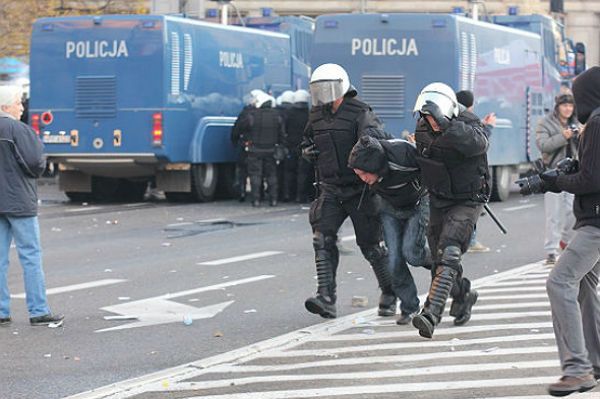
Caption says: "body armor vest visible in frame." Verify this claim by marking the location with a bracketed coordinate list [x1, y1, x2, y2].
[415, 112, 490, 202]
[248, 107, 280, 150]
[310, 98, 369, 186]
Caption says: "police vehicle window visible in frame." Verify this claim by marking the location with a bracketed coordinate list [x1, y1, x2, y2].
[551, 21, 567, 68]
[543, 28, 556, 65]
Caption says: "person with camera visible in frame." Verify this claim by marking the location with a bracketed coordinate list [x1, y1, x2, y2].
[411, 82, 490, 339]
[535, 93, 580, 264]
[519, 66, 600, 397]
[301, 63, 396, 319]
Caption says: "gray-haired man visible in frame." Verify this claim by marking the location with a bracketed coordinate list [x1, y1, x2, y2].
[0, 85, 64, 327]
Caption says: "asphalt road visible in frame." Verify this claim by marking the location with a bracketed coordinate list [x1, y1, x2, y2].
[1, 180, 554, 399]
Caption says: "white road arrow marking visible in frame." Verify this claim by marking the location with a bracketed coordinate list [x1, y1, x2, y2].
[96, 275, 274, 333]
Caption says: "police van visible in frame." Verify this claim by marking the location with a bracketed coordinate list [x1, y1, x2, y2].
[312, 12, 584, 201]
[29, 15, 312, 202]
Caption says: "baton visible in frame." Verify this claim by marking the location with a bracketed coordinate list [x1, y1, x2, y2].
[483, 203, 507, 235]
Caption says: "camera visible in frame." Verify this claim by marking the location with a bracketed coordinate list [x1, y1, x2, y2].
[569, 123, 580, 138]
[516, 157, 578, 195]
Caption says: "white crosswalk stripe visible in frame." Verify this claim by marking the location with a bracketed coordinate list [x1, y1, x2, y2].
[67, 261, 600, 399]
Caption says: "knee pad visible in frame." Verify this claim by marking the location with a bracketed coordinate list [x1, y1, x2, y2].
[440, 245, 461, 270]
[313, 231, 337, 251]
[361, 244, 387, 264]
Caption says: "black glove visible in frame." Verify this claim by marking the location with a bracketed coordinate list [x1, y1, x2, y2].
[540, 171, 561, 193]
[421, 100, 450, 131]
[301, 143, 319, 163]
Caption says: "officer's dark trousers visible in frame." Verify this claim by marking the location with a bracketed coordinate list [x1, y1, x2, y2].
[247, 153, 277, 202]
[425, 202, 482, 318]
[308, 188, 392, 299]
[236, 151, 248, 198]
[283, 154, 313, 202]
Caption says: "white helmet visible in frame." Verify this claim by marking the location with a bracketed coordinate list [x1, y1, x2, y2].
[309, 63, 350, 105]
[244, 89, 264, 107]
[255, 91, 273, 108]
[413, 82, 459, 119]
[280, 90, 294, 105]
[293, 89, 310, 104]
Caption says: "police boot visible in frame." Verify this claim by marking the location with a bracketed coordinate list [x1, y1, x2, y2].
[412, 265, 457, 338]
[362, 245, 396, 317]
[305, 233, 339, 319]
[449, 277, 478, 326]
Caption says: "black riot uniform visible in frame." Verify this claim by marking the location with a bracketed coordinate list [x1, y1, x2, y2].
[241, 101, 286, 206]
[231, 105, 255, 201]
[301, 92, 396, 319]
[283, 101, 312, 202]
[412, 108, 490, 338]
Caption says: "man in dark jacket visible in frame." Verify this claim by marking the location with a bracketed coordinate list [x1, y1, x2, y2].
[411, 82, 490, 338]
[231, 90, 261, 202]
[237, 92, 286, 207]
[0, 85, 64, 327]
[537, 66, 600, 397]
[301, 63, 395, 319]
[348, 136, 433, 325]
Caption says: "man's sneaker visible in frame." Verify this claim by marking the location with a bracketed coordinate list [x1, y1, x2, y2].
[548, 374, 596, 397]
[412, 312, 435, 339]
[30, 313, 65, 326]
[305, 295, 336, 319]
[396, 312, 414, 325]
[467, 242, 490, 253]
[0, 316, 11, 326]
[546, 253, 557, 265]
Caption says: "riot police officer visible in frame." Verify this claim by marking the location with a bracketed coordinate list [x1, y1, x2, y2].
[231, 90, 262, 202]
[283, 89, 312, 202]
[411, 82, 490, 338]
[301, 63, 395, 319]
[239, 92, 286, 207]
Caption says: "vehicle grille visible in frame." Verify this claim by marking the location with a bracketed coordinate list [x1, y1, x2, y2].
[75, 76, 117, 119]
[361, 75, 405, 119]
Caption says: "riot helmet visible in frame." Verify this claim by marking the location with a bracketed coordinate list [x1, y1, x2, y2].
[293, 89, 310, 104]
[413, 82, 459, 119]
[309, 63, 350, 105]
[255, 91, 273, 108]
[279, 90, 295, 105]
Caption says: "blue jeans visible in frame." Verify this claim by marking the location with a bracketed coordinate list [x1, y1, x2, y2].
[0, 215, 50, 318]
[381, 199, 432, 315]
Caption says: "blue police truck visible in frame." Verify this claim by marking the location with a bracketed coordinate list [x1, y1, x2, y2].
[312, 13, 582, 201]
[29, 14, 311, 202]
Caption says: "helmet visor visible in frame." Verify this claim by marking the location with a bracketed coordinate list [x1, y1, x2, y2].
[310, 79, 345, 105]
[413, 91, 458, 119]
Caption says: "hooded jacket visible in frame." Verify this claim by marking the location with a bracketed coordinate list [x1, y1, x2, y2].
[0, 111, 46, 216]
[556, 66, 600, 229]
[348, 136, 424, 209]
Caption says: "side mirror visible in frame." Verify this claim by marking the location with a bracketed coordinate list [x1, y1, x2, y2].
[575, 42, 586, 75]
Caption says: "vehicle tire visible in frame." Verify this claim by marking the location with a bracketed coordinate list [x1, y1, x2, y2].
[216, 163, 237, 199]
[490, 165, 512, 202]
[65, 191, 92, 203]
[91, 176, 120, 202]
[191, 163, 218, 202]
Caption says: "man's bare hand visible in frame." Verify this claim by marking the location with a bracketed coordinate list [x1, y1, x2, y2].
[483, 112, 496, 127]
